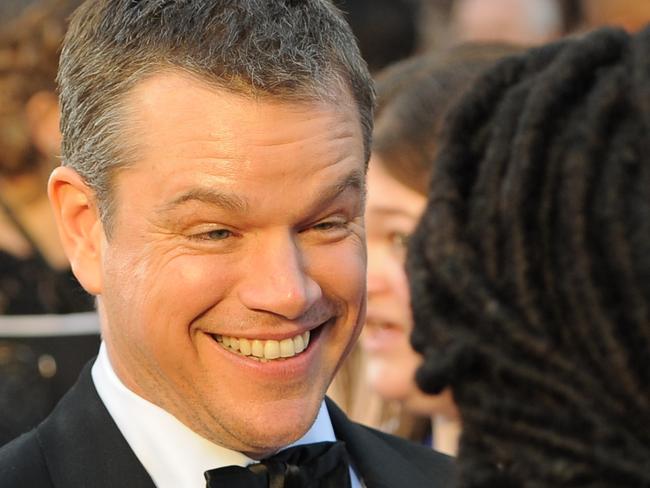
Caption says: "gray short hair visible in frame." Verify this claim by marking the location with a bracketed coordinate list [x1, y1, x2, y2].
[58, 0, 375, 229]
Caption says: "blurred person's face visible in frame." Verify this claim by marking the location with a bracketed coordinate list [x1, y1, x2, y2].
[583, 0, 650, 32]
[453, 0, 560, 45]
[25, 91, 62, 165]
[52, 72, 367, 457]
[361, 158, 456, 417]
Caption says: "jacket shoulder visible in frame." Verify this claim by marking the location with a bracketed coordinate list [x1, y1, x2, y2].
[0, 430, 54, 488]
[357, 422, 455, 482]
[325, 397, 455, 487]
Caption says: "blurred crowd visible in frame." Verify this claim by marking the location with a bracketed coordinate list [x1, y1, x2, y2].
[336, 0, 650, 73]
[0, 0, 98, 445]
[0, 0, 648, 473]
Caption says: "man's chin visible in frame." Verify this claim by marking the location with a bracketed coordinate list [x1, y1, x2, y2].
[197, 395, 324, 458]
[234, 420, 317, 459]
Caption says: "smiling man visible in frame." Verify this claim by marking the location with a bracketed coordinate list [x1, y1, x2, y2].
[0, 1, 453, 487]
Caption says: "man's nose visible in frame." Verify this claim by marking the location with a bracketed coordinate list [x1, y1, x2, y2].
[237, 232, 322, 320]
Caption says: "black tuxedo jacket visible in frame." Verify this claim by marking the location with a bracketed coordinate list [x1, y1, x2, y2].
[0, 364, 455, 487]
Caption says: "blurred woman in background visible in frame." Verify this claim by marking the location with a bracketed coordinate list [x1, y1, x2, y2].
[0, 0, 98, 445]
[332, 43, 519, 455]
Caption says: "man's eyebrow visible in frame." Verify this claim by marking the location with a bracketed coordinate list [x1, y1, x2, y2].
[157, 168, 365, 214]
[319, 169, 366, 205]
[159, 188, 249, 213]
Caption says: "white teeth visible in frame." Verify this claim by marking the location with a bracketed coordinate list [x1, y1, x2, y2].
[264, 340, 280, 359]
[293, 334, 305, 354]
[215, 330, 312, 360]
[280, 338, 295, 357]
[239, 338, 251, 356]
[251, 339, 264, 358]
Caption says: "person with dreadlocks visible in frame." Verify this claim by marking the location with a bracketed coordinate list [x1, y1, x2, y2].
[407, 24, 650, 487]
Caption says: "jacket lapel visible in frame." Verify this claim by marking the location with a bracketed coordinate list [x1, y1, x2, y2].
[36, 362, 155, 488]
[326, 398, 443, 488]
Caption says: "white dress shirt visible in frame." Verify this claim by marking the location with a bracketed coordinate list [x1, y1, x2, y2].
[92, 343, 362, 487]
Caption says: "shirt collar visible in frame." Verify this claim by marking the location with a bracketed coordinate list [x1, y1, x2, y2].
[91, 342, 350, 488]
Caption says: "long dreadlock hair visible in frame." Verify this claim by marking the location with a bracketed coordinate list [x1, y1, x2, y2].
[407, 25, 650, 487]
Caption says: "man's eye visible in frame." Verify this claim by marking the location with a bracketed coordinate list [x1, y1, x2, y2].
[193, 229, 233, 241]
[313, 220, 345, 231]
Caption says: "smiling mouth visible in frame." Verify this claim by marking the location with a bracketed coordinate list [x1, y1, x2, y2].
[365, 318, 404, 333]
[212, 329, 314, 361]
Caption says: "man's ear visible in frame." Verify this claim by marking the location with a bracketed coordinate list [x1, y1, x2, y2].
[48, 166, 104, 295]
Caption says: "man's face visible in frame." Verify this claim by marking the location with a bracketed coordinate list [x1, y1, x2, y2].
[97, 72, 366, 457]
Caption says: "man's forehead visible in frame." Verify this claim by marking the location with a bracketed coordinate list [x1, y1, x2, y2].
[123, 69, 359, 123]
[109, 70, 366, 209]
[110, 71, 364, 173]
[116, 70, 363, 160]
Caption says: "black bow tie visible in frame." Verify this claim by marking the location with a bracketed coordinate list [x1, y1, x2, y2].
[204, 441, 352, 488]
